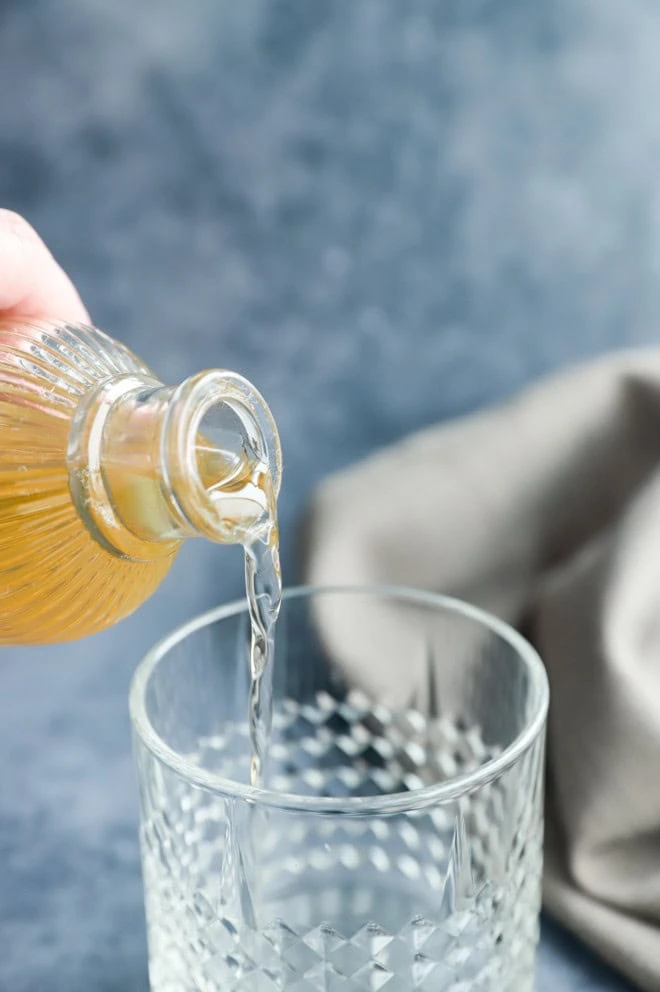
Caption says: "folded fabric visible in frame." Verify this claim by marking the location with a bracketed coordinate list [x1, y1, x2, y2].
[302, 350, 660, 992]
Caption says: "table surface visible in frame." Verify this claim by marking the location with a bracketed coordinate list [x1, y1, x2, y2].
[0, 1, 656, 988]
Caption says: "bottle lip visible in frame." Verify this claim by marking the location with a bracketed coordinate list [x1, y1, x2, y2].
[162, 369, 282, 543]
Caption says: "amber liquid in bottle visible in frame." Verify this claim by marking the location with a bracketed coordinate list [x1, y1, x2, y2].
[0, 319, 281, 647]
[0, 393, 166, 643]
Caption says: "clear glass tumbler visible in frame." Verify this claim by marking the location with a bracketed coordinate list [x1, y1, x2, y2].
[130, 586, 548, 992]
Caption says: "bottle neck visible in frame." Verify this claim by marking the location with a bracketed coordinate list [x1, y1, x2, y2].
[67, 370, 281, 561]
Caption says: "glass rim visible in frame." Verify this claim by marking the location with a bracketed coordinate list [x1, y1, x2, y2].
[129, 584, 549, 815]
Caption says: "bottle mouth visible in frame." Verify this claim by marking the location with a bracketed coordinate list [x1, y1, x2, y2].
[163, 370, 282, 544]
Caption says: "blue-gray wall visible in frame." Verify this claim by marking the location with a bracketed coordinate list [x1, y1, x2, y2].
[0, 2, 643, 989]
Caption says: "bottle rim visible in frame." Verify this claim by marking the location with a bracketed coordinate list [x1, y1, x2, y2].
[161, 368, 282, 543]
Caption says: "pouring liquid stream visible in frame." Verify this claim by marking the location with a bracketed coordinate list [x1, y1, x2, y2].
[202, 438, 282, 931]
[198, 434, 282, 789]
[245, 530, 281, 788]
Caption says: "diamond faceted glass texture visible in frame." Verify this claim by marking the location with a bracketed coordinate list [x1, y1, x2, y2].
[131, 587, 548, 992]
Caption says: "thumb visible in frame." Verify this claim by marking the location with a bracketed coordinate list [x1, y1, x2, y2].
[0, 210, 89, 324]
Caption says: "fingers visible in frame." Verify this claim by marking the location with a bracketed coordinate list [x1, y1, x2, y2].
[0, 209, 89, 324]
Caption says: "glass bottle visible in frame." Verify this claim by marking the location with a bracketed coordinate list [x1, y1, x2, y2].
[0, 317, 281, 645]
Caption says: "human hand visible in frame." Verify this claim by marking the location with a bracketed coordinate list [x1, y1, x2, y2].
[0, 209, 89, 324]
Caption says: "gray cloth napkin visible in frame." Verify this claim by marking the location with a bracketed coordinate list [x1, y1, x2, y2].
[302, 350, 660, 992]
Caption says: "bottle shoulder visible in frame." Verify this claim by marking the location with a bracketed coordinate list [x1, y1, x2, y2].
[0, 317, 154, 415]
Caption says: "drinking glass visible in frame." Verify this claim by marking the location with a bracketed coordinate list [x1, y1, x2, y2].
[130, 586, 548, 991]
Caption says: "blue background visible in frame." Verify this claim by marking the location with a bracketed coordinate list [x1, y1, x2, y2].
[0, 1, 652, 988]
